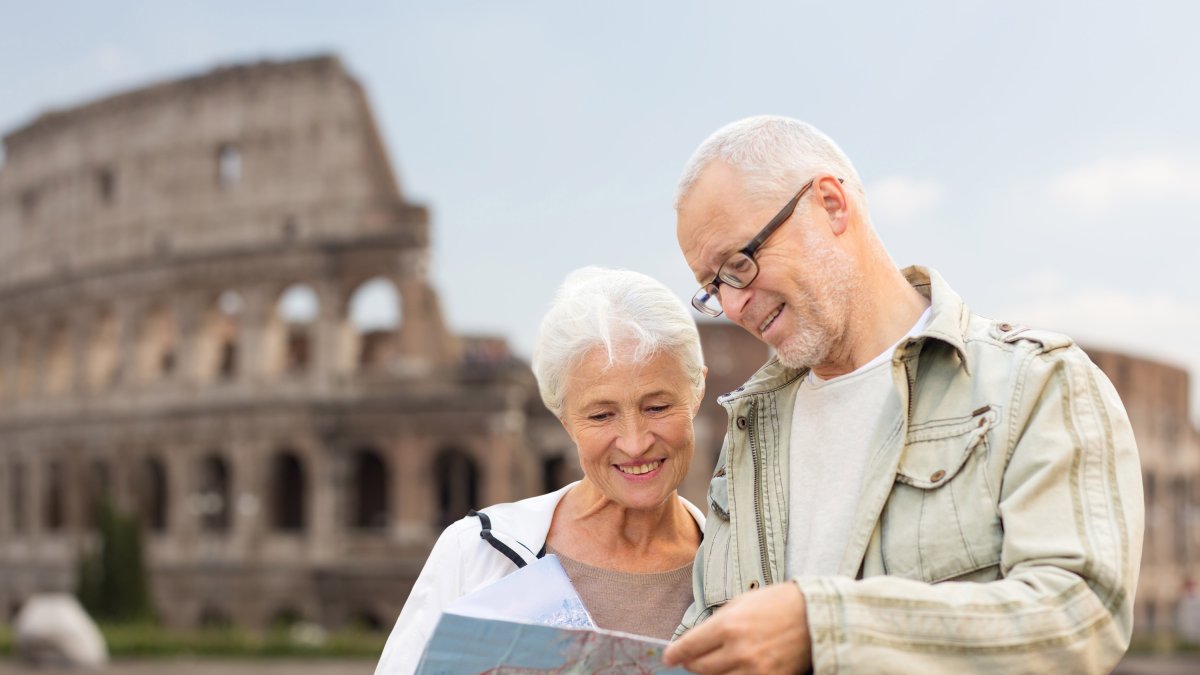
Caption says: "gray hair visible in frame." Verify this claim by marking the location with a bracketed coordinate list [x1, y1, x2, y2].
[674, 115, 867, 211]
[532, 267, 704, 418]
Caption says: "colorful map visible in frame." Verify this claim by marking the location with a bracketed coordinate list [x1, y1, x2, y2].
[415, 613, 690, 674]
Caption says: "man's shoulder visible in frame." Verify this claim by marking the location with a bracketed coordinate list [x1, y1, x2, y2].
[961, 313, 1077, 358]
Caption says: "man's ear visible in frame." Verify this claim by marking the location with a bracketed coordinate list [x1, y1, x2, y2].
[692, 366, 709, 416]
[818, 175, 849, 236]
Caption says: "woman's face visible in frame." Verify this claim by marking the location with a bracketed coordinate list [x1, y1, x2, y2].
[560, 347, 699, 512]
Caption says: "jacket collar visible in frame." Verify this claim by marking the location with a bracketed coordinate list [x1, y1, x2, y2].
[721, 265, 971, 402]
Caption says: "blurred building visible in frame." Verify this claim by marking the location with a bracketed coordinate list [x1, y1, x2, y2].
[0, 55, 575, 631]
[1087, 349, 1200, 639]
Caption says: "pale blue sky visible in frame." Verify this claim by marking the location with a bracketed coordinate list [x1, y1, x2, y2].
[3, 1, 1198, 416]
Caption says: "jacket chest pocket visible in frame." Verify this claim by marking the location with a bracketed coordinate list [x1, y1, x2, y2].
[881, 409, 1003, 583]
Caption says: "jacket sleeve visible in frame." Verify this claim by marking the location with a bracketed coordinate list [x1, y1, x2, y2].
[374, 522, 467, 675]
[795, 345, 1145, 675]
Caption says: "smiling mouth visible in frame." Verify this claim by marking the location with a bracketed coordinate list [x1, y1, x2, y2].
[759, 305, 783, 334]
[615, 460, 663, 475]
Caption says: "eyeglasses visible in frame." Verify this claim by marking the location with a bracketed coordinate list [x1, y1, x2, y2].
[691, 177, 842, 317]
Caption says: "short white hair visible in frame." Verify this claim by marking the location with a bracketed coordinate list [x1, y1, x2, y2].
[532, 267, 704, 417]
[674, 115, 866, 210]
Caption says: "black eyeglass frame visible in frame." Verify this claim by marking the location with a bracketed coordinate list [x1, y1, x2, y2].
[690, 176, 844, 317]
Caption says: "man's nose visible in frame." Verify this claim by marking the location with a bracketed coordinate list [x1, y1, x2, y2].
[720, 284, 753, 325]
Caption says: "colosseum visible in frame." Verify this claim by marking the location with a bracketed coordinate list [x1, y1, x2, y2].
[0, 55, 582, 631]
[1, 54, 1197, 642]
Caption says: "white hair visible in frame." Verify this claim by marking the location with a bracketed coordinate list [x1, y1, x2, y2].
[674, 115, 867, 211]
[532, 266, 704, 418]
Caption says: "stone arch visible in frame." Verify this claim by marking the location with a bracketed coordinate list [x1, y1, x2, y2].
[136, 303, 178, 383]
[198, 290, 243, 381]
[138, 456, 169, 533]
[270, 450, 307, 532]
[197, 454, 232, 533]
[350, 447, 388, 530]
[266, 282, 320, 375]
[43, 457, 65, 532]
[346, 276, 402, 370]
[87, 309, 119, 391]
[433, 448, 480, 527]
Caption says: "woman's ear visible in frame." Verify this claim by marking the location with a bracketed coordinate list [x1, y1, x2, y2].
[692, 366, 709, 416]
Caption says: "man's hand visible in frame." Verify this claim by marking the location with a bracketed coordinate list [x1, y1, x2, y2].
[662, 581, 812, 674]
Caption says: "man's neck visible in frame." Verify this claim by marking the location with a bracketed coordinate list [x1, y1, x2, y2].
[810, 265, 929, 380]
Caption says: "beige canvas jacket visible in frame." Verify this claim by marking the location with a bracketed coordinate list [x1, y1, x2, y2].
[677, 266, 1144, 674]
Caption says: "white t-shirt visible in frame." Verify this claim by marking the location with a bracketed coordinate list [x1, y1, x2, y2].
[785, 308, 930, 579]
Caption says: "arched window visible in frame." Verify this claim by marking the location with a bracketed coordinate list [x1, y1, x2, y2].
[201, 290, 243, 381]
[271, 451, 306, 532]
[197, 455, 231, 532]
[44, 458, 65, 532]
[139, 457, 169, 533]
[137, 305, 177, 381]
[434, 449, 479, 527]
[217, 143, 242, 188]
[351, 448, 388, 529]
[348, 277, 401, 369]
[276, 283, 319, 373]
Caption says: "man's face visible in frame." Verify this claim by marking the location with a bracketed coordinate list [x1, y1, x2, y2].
[676, 162, 858, 370]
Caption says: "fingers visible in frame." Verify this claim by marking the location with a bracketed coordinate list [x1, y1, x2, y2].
[662, 616, 721, 666]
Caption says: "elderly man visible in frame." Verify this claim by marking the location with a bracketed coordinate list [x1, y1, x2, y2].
[662, 116, 1143, 674]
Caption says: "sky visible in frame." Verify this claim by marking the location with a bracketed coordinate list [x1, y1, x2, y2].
[2, 1, 1198, 420]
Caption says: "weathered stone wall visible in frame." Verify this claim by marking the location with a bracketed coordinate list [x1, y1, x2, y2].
[1086, 347, 1200, 638]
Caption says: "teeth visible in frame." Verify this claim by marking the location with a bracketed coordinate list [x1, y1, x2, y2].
[617, 460, 662, 475]
[759, 307, 782, 333]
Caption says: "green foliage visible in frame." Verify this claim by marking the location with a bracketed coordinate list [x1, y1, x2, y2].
[96, 622, 386, 658]
[76, 501, 154, 623]
[0, 622, 11, 656]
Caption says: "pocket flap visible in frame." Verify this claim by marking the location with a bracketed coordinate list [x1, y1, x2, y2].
[707, 471, 730, 520]
[896, 407, 995, 489]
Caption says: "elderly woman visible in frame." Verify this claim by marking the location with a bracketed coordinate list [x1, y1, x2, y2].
[375, 267, 707, 673]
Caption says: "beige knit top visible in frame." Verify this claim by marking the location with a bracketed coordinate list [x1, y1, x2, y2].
[547, 544, 694, 641]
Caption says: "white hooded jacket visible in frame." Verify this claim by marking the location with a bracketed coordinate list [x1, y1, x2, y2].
[374, 481, 705, 674]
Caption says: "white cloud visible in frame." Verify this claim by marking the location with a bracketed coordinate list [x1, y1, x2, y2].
[1050, 155, 1200, 215]
[997, 277, 1200, 423]
[867, 176, 945, 225]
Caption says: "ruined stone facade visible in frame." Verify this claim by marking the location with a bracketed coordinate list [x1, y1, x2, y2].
[0, 56, 575, 631]
[1086, 349, 1200, 638]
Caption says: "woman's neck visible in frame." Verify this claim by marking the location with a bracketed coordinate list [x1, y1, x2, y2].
[546, 479, 699, 573]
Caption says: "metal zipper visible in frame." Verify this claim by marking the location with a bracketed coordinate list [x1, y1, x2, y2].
[748, 400, 773, 586]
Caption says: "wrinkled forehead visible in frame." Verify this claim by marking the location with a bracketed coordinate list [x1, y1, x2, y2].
[676, 163, 762, 279]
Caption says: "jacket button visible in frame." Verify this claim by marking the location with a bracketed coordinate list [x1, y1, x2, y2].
[930, 469, 946, 482]
[998, 322, 1013, 332]
[748, 580, 759, 590]
[736, 417, 747, 430]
